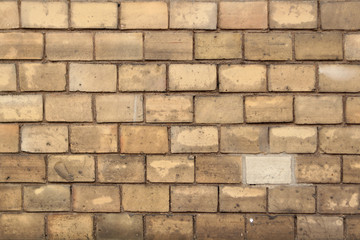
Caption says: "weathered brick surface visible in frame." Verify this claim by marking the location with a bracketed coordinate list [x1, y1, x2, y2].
[297, 216, 343, 240]
[319, 65, 360, 92]
[0, 214, 45, 239]
[146, 215, 193, 240]
[0, 33, 43, 59]
[343, 156, 360, 183]
[345, 34, 360, 60]
[0, 95, 43, 122]
[321, 2, 360, 30]
[0, 124, 18, 153]
[346, 97, 360, 123]
[318, 185, 360, 213]
[48, 214, 93, 240]
[0, 2, 19, 29]
[320, 127, 360, 154]
[346, 216, 360, 240]
[0, 184, 21, 210]
[0, 64, 16, 91]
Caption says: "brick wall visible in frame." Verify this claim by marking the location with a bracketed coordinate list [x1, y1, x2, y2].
[0, 0, 360, 239]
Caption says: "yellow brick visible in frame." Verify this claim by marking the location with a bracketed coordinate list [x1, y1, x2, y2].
[0, 32, 43, 59]
[0, 64, 16, 91]
[320, 127, 360, 154]
[297, 216, 343, 240]
[0, 124, 18, 153]
[0, 1, 19, 29]
[319, 65, 360, 92]
[48, 214, 93, 240]
[343, 156, 360, 183]
[346, 97, 360, 123]
[0, 185, 21, 210]
[321, 2, 360, 30]
[0, 95, 43, 122]
[0, 214, 45, 239]
[345, 34, 360, 60]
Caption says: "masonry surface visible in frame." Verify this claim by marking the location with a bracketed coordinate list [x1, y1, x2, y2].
[0, 0, 360, 239]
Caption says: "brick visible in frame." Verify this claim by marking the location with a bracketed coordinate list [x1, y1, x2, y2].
[48, 155, 95, 182]
[147, 155, 194, 183]
[219, 65, 266, 92]
[0, 95, 42, 122]
[345, 34, 360, 60]
[96, 94, 143, 122]
[21, 125, 68, 153]
[343, 156, 360, 183]
[24, 185, 70, 211]
[297, 216, 343, 240]
[145, 32, 193, 60]
[270, 1, 317, 29]
[320, 127, 360, 154]
[220, 186, 266, 212]
[0, 184, 21, 210]
[122, 184, 169, 212]
[245, 33, 292, 60]
[97, 155, 144, 183]
[195, 32, 242, 59]
[146, 95, 193, 123]
[247, 215, 294, 240]
[171, 126, 218, 153]
[121, 125, 168, 154]
[120, 2, 168, 29]
[48, 214, 93, 240]
[119, 64, 166, 92]
[268, 65, 316, 92]
[46, 32, 93, 60]
[19, 63, 66, 91]
[295, 96, 343, 124]
[0, 155, 45, 182]
[69, 63, 117, 92]
[321, 2, 360, 30]
[0, 32, 43, 59]
[95, 33, 143, 60]
[0, 64, 16, 91]
[0, 214, 45, 239]
[170, 2, 217, 29]
[0, 2, 19, 29]
[73, 185, 120, 212]
[296, 155, 341, 183]
[346, 97, 360, 123]
[45, 94, 92, 122]
[71, 2, 117, 29]
[245, 96, 293, 123]
[221, 126, 267, 153]
[0, 124, 18, 153]
[196, 155, 242, 183]
[197, 214, 245, 240]
[346, 216, 360, 240]
[245, 155, 293, 184]
[70, 125, 118, 153]
[219, 1, 267, 29]
[319, 65, 360, 92]
[318, 185, 360, 213]
[195, 95, 243, 123]
[295, 33, 343, 60]
[171, 185, 217, 212]
[96, 214, 143, 240]
[146, 215, 193, 240]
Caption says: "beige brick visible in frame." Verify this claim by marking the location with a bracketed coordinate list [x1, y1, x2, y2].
[195, 95, 243, 123]
[196, 155, 242, 183]
[245, 33, 292, 60]
[219, 65, 267, 92]
[0, 155, 45, 182]
[270, 1, 317, 29]
[48, 214, 93, 240]
[320, 127, 360, 154]
[0, 95, 42, 122]
[245, 96, 293, 123]
[70, 125, 118, 153]
[96, 94, 143, 122]
[346, 216, 360, 240]
[21, 1, 68, 28]
[73, 185, 120, 212]
[346, 97, 360, 123]
[120, 2, 168, 29]
[321, 2, 360, 30]
[268, 65, 316, 92]
[69, 63, 117, 92]
[296, 155, 341, 183]
[295, 96, 343, 124]
[0, 32, 43, 59]
[0, 64, 16, 91]
[121, 125, 168, 154]
[45, 94, 92, 122]
[96, 214, 143, 240]
[171, 126, 218, 153]
[71, 2, 117, 29]
[319, 65, 360, 92]
[297, 216, 343, 240]
[48, 155, 95, 182]
[220, 186, 266, 212]
[169, 64, 216, 91]
[318, 185, 360, 213]
[122, 184, 169, 212]
[147, 155, 194, 183]
[171, 185, 217, 212]
[0, 2, 19, 29]
[0, 184, 21, 210]
[119, 64, 166, 92]
[345, 34, 360, 60]
[24, 185, 70, 211]
[219, 1, 267, 29]
[170, 2, 217, 29]
[0, 124, 18, 153]
[0, 214, 45, 240]
[95, 33, 143, 60]
[295, 32, 343, 60]
[221, 126, 267, 153]
[97, 155, 144, 183]
[247, 215, 294, 240]
[46, 32, 93, 60]
[195, 32, 242, 59]
[146, 215, 193, 240]
[145, 32, 193, 60]
[343, 156, 360, 183]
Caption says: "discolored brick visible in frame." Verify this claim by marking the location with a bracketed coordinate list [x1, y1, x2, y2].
[346, 97, 360, 123]
[0, 95, 43, 122]
[297, 216, 343, 240]
[318, 185, 360, 213]
[343, 156, 360, 183]
[0, 2, 19, 29]
[319, 64, 360, 92]
[48, 214, 93, 240]
[0, 32, 43, 59]
[0, 124, 18, 153]
[346, 216, 360, 240]
[0, 184, 21, 210]
[146, 215, 193, 240]
[345, 34, 360, 60]
[0, 64, 16, 91]
[320, 127, 360, 154]
[0, 213, 45, 239]
[321, 2, 360, 30]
